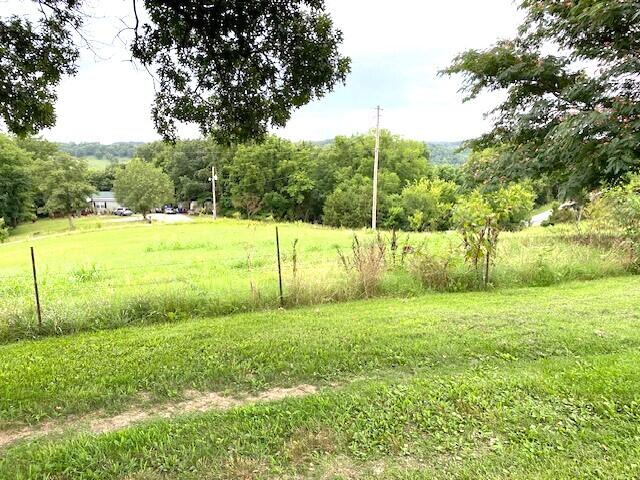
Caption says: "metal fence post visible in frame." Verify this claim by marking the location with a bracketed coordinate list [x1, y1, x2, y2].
[275, 227, 284, 307]
[30, 246, 42, 327]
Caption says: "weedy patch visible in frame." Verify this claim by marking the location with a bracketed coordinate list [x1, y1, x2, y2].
[69, 263, 101, 283]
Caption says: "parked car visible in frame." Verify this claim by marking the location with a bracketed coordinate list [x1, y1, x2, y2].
[113, 207, 133, 216]
[163, 206, 177, 214]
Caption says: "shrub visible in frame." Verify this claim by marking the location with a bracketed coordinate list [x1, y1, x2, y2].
[400, 178, 458, 231]
[323, 175, 372, 228]
[0, 218, 8, 243]
[70, 264, 101, 283]
[452, 191, 496, 286]
[409, 249, 470, 292]
[589, 174, 640, 270]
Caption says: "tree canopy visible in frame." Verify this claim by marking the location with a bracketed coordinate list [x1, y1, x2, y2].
[113, 158, 174, 219]
[1, 1, 350, 142]
[0, 135, 34, 227]
[443, 0, 640, 197]
[40, 154, 95, 229]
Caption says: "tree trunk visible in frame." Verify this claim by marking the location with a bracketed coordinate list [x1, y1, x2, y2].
[68, 213, 75, 230]
[484, 249, 490, 288]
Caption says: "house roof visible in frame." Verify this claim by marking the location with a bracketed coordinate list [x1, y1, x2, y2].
[91, 191, 116, 201]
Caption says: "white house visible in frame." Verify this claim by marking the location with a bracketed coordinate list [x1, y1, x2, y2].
[89, 191, 121, 213]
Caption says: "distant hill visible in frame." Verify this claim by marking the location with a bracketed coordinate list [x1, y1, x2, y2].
[426, 141, 470, 166]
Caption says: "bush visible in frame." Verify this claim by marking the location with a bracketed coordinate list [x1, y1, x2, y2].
[409, 249, 473, 292]
[492, 183, 536, 231]
[0, 218, 8, 243]
[400, 178, 458, 231]
[323, 175, 372, 228]
[588, 174, 640, 269]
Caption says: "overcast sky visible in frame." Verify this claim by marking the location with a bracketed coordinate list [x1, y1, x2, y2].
[30, 0, 523, 144]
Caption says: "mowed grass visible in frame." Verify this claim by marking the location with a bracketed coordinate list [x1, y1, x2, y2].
[1, 276, 640, 478]
[84, 156, 130, 170]
[0, 217, 630, 343]
[1, 275, 639, 426]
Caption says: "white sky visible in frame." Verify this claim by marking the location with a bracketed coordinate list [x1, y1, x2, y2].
[16, 0, 523, 143]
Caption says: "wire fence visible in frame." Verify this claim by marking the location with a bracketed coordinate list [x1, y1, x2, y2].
[0, 225, 607, 334]
[0, 227, 355, 327]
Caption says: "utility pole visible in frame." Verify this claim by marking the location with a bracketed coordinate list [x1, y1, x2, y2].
[372, 105, 381, 230]
[210, 164, 217, 220]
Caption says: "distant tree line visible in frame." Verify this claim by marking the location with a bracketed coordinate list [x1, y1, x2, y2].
[1, 131, 542, 239]
[133, 132, 537, 231]
[57, 142, 143, 160]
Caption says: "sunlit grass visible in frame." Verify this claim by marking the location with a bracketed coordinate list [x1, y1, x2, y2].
[0, 217, 631, 342]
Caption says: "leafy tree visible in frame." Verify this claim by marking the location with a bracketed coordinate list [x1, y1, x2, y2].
[325, 131, 430, 188]
[0, 135, 34, 227]
[444, 0, 640, 197]
[0, 1, 80, 136]
[139, 139, 236, 210]
[226, 137, 318, 220]
[401, 178, 458, 231]
[433, 164, 464, 186]
[453, 184, 534, 286]
[41, 154, 95, 229]
[15, 136, 60, 161]
[15, 136, 67, 214]
[113, 159, 174, 220]
[322, 170, 405, 229]
[460, 148, 504, 191]
[322, 175, 372, 228]
[3, 1, 350, 143]
[88, 164, 125, 191]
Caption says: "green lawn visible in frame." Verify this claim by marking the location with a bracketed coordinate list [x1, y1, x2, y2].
[1, 276, 640, 478]
[0, 217, 629, 343]
[83, 156, 130, 170]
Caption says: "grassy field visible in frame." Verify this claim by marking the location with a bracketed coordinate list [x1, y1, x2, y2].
[0, 216, 630, 342]
[1, 276, 640, 478]
[83, 156, 131, 170]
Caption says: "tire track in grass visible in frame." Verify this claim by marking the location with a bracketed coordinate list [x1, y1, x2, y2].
[0, 384, 318, 449]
